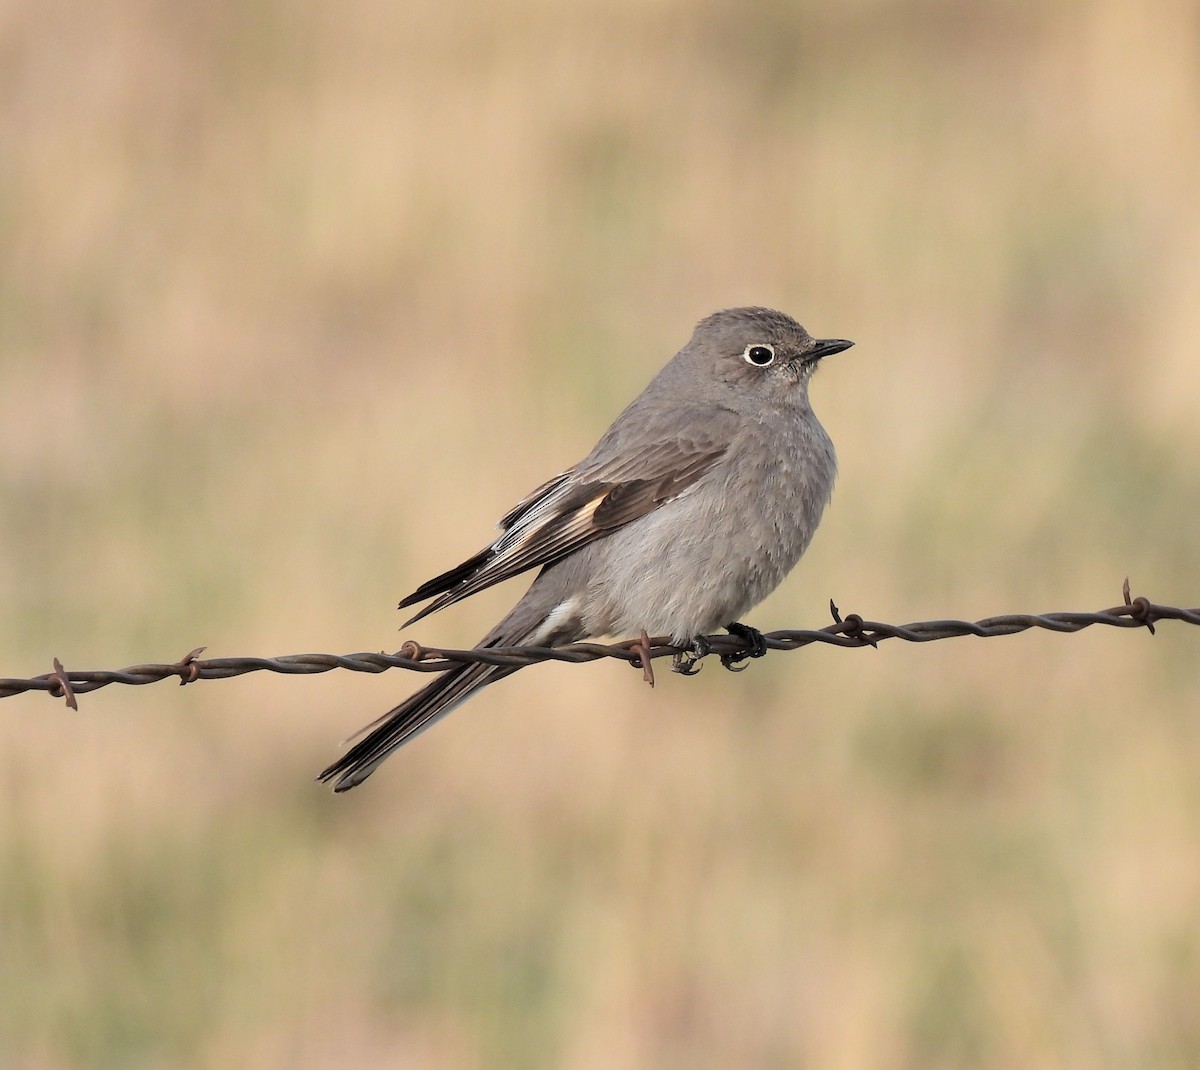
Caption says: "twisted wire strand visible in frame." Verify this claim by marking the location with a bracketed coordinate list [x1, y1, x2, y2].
[2, 583, 1196, 708]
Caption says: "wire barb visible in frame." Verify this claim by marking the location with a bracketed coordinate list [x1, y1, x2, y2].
[1, 584, 1196, 705]
[1123, 576, 1157, 636]
[47, 657, 78, 710]
[176, 647, 207, 686]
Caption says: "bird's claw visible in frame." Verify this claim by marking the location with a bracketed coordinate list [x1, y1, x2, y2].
[671, 651, 702, 675]
[672, 634, 711, 676]
[721, 622, 768, 671]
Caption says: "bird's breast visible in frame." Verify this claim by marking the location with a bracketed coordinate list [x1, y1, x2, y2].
[582, 413, 836, 643]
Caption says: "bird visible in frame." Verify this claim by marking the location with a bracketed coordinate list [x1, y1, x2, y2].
[319, 307, 851, 791]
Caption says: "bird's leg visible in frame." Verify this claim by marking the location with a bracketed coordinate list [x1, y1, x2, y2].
[631, 628, 655, 688]
[672, 634, 711, 676]
[721, 622, 768, 671]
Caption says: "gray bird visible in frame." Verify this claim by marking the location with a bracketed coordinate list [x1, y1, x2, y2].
[319, 307, 851, 791]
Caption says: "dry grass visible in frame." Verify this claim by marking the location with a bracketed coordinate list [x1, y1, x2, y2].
[2, 0, 1199, 1066]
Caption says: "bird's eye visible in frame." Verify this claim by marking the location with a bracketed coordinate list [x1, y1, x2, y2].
[743, 343, 775, 367]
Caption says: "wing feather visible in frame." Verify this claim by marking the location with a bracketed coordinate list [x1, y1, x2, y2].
[398, 406, 739, 625]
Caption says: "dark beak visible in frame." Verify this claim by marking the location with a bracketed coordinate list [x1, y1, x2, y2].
[808, 338, 854, 361]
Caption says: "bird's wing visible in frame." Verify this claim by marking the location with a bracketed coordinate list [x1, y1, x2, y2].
[398, 407, 738, 626]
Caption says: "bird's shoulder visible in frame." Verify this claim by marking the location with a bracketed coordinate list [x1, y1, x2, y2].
[493, 402, 739, 541]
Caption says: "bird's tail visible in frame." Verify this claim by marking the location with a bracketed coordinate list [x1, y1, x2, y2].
[317, 643, 518, 792]
[320, 563, 585, 791]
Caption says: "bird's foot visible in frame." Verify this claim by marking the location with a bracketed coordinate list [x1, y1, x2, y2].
[672, 634, 711, 676]
[721, 622, 768, 671]
[631, 629, 655, 688]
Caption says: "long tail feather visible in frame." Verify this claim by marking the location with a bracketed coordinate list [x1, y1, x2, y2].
[317, 657, 517, 792]
[325, 564, 583, 791]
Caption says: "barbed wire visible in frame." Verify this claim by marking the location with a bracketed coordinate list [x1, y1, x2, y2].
[2, 581, 1196, 710]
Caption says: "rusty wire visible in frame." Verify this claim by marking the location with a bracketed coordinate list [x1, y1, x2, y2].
[2, 581, 1196, 708]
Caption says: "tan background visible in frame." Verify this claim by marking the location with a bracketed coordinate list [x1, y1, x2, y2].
[2, 1, 1199, 1066]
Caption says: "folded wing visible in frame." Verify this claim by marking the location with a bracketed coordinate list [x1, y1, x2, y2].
[398, 409, 738, 626]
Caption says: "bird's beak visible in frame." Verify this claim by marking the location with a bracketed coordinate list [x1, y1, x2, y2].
[808, 338, 854, 361]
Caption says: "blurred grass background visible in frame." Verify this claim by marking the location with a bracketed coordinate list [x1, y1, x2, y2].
[2, 0, 1199, 1066]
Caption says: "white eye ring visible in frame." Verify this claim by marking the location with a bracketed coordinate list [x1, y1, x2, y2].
[743, 343, 775, 367]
